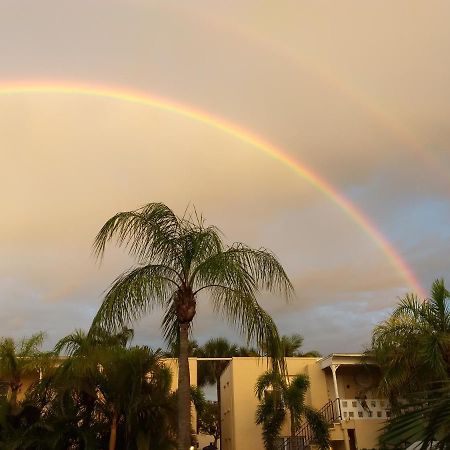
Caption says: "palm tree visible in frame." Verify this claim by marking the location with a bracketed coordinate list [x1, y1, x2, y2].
[280, 334, 321, 357]
[92, 202, 293, 450]
[197, 338, 238, 396]
[95, 345, 172, 450]
[53, 328, 175, 450]
[371, 278, 450, 404]
[255, 371, 330, 450]
[0, 333, 47, 411]
[164, 339, 201, 358]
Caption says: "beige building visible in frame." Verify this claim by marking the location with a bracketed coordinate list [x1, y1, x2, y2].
[1, 354, 389, 449]
[220, 354, 389, 450]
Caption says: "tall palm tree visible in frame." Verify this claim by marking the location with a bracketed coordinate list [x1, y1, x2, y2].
[371, 278, 450, 404]
[255, 371, 330, 450]
[92, 203, 293, 450]
[0, 333, 47, 411]
[164, 339, 201, 358]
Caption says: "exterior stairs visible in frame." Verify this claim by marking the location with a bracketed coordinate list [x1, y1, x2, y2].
[277, 399, 342, 450]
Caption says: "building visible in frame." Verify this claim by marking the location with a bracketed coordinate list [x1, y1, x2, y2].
[1, 353, 389, 449]
[220, 354, 389, 450]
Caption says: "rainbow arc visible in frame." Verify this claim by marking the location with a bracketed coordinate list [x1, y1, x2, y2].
[0, 80, 425, 297]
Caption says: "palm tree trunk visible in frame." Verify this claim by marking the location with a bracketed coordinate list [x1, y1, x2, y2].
[178, 322, 192, 450]
[9, 378, 20, 411]
[109, 411, 118, 450]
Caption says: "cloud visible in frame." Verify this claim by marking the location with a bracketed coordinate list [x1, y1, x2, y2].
[0, 0, 449, 353]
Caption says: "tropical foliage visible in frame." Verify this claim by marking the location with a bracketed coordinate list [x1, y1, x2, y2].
[92, 202, 293, 450]
[255, 370, 330, 450]
[371, 278, 450, 448]
[380, 383, 450, 449]
[0, 332, 49, 411]
[196, 400, 220, 448]
[371, 278, 450, 405]
[0, 330, 177, 450]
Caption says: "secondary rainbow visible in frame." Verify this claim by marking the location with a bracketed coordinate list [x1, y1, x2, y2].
[184, 8, 447, 187]
[0, 80, 426, 297]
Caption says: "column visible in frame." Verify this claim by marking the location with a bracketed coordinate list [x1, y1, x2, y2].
[331, 364, 340, 400]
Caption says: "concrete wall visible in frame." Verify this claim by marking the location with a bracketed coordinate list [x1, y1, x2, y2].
[354, 420, 384, 449]
[221, 357, 326, 450]
[221, 357, 387, 450]
[220, 362, 234, 450]
[162, 357, 198, 391]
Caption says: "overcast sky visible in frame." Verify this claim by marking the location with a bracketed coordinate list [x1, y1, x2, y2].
[1, 0, 449, 355]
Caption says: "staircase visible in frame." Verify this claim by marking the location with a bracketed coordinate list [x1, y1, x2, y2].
[277, 398, 341, 450]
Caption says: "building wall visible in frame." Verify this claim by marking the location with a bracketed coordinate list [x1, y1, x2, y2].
[221, 357, 387, 450]
[354, 420, 384, 449]
[220, 361, 234, 450]
[221, 357, 327, 450]
[162, 357, 198, 391]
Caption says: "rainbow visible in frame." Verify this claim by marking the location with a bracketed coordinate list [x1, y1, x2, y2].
[0, 80, 426, 297]
[180, 7, 447, 186]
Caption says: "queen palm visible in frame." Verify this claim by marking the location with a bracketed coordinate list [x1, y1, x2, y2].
[255, 371, 330, 450]
[92, 203, 293, 450]
[371, 278, 450, 403]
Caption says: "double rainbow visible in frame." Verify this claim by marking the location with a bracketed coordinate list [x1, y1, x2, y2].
[0, 80, 425, 297]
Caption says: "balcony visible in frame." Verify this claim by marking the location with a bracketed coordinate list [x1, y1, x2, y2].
[339, 398, 390, 420]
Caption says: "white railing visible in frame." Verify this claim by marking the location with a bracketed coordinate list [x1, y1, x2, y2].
[339, 398, 390, 420]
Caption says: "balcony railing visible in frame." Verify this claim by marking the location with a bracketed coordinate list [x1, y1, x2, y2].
[340, 398, 390, 420]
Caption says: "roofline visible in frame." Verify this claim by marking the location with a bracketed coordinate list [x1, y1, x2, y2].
[318, 353, 364, 362]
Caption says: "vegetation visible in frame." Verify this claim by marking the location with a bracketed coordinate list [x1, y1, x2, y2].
[371, 279, 450, 406]
[381, 384, 450, 449]
[91, 202, 293, 450]
[370, 278, 450, 448]
[0, 332, 48, 411]
[255, 370, 330, 450]
[0, 329, 177, 450]
[196, 400, 220, 448]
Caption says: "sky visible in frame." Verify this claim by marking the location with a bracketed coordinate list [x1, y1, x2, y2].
[0, 0, 449, 355]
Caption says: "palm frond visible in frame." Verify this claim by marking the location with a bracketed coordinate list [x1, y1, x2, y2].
[93, 202, 181, 265]
[255, 371, 283, 400]
[93, 264, 179, 331]
[54, 329, 88, 356]
[255, 395, 285, 450]
[194, 244, 293, 297]
[19, 332, 45, 357]
[303, 405, 331, 450]
[210, 286, 284, 370]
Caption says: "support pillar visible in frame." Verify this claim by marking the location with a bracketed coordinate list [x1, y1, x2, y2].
[331, 364, 340, 400]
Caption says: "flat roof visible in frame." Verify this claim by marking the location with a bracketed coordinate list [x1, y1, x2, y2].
[319, 353, 376, 370]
